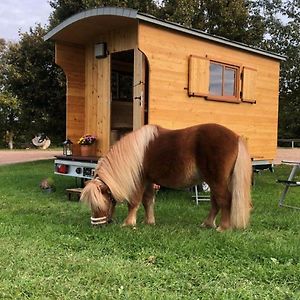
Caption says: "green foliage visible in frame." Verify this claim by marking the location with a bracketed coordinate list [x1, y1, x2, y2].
[0, 160, 300, 299]
[0, 92, 21, 148]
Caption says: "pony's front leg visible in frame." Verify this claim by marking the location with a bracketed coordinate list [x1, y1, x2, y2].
[108, 200, 117, 223]
[122, 203, 140, 227]
[142, 184, 156, 225]
[122, 189, 144, 227]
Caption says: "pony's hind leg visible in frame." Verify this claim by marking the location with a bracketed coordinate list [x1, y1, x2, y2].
[214, 188, 232, 232]
[200, 194, 219, 228]
[142, 183, 156, 225]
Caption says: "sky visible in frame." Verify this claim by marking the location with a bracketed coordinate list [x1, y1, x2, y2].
[0, 0, 53, 41]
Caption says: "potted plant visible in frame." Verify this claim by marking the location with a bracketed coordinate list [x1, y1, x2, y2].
[78, 134, 96, 156]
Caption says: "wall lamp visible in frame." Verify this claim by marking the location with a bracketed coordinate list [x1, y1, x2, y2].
[95, 42, 108, 59]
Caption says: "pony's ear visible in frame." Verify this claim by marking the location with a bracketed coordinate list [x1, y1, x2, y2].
[92, 177, 109, 193]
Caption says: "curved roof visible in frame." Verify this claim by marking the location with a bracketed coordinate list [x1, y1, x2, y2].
[44, 7, 285, 61]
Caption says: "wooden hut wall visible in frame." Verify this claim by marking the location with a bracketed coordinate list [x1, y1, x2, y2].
[55, 42, 85, 145]
[138, 22, 280, 161]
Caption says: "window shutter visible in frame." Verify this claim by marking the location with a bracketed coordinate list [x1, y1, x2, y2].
[241, 67, 257, 103]
[188, 55, 209, 97]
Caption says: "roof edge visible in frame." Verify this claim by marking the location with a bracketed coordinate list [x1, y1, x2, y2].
[44, 7, 138, 41]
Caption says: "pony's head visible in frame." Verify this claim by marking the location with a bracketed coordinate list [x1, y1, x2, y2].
[80, 178, 116, 226]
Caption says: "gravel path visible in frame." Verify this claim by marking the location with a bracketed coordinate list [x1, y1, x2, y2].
[273, 148, 300, 165]
[0, 149, 61, 165]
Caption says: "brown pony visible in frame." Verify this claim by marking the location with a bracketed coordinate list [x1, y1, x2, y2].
[80, 123, 252, 231]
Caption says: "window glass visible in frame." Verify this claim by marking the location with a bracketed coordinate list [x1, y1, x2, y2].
[111, 70, 133, 101]
[209, 62, 238, 98]
[209, 63, 222, 95]
[224, 67, 236, 96]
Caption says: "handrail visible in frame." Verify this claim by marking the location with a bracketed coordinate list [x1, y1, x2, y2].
[278, 139, 300, 148]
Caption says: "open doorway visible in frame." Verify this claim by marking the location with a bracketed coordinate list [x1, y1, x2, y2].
[110, 49, 148, 146]
[110, 50, 134, 145]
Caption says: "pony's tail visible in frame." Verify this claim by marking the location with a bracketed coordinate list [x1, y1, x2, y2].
[80, 179, 108, 212]
[230, 137, 252, 229]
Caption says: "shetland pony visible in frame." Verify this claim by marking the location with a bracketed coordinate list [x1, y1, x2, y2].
[80, 123, 252, 231]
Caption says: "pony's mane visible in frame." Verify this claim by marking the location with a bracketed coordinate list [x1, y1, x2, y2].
[95, 124, 159, 202]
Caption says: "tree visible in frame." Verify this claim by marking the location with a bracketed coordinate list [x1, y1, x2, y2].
[0, 39, 21, 149]
[259, 0, 300, 138]
[158, 0, 265, 46]
[1, 25, 66, 146]
[0, 92, 21, 149]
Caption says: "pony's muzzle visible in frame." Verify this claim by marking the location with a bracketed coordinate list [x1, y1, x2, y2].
[90, 216, 107, 226]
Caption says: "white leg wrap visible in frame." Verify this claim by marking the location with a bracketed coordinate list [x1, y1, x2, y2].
[91, 216, 107, 225]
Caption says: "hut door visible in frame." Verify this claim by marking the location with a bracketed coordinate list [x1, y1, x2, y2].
[133, 49, 147, 130]
[110, 50, 134, 146]
[110, 49, 148, 146]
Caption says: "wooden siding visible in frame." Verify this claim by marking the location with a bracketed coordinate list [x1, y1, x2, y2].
[138, 22, 280, 161]
[55, 42, 85, 145]
[85, 46, 110, 155]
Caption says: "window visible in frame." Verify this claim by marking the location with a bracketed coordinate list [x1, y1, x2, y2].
[188, 55, 256, 104]
[209, 62, 239, 101]
[111, 71, 133, 101]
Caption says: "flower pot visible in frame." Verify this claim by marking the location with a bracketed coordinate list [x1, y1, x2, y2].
[80, 145, 92, 156]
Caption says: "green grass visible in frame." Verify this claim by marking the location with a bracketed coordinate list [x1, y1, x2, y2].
[0, 161, 299, 299]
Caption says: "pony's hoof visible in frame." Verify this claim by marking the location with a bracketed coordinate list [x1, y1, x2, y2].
[200, 222, 207, 228]
[121, 222, 137, 228]
[144, 220, 156, 225]
[216, 226, 231, 232]
[200, 222, 216, 229]
[216, 226, 224, 232]
[122, 225, 137, 230]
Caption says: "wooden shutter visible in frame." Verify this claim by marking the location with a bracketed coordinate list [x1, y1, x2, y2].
[241, 67, 257, 103]
[188, 55, 209, 97]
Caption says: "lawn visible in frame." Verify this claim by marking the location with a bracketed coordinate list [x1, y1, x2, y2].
[0, 160, 299, 299]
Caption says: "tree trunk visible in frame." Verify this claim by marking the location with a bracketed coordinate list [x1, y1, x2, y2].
[6, 130, 14, 149]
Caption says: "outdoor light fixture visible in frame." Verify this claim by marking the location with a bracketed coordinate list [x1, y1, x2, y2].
[95, 42, 108, 59]
[63, 139, 73, 156]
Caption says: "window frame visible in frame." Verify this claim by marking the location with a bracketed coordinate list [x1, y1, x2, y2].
[207, 60, 241, 104]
